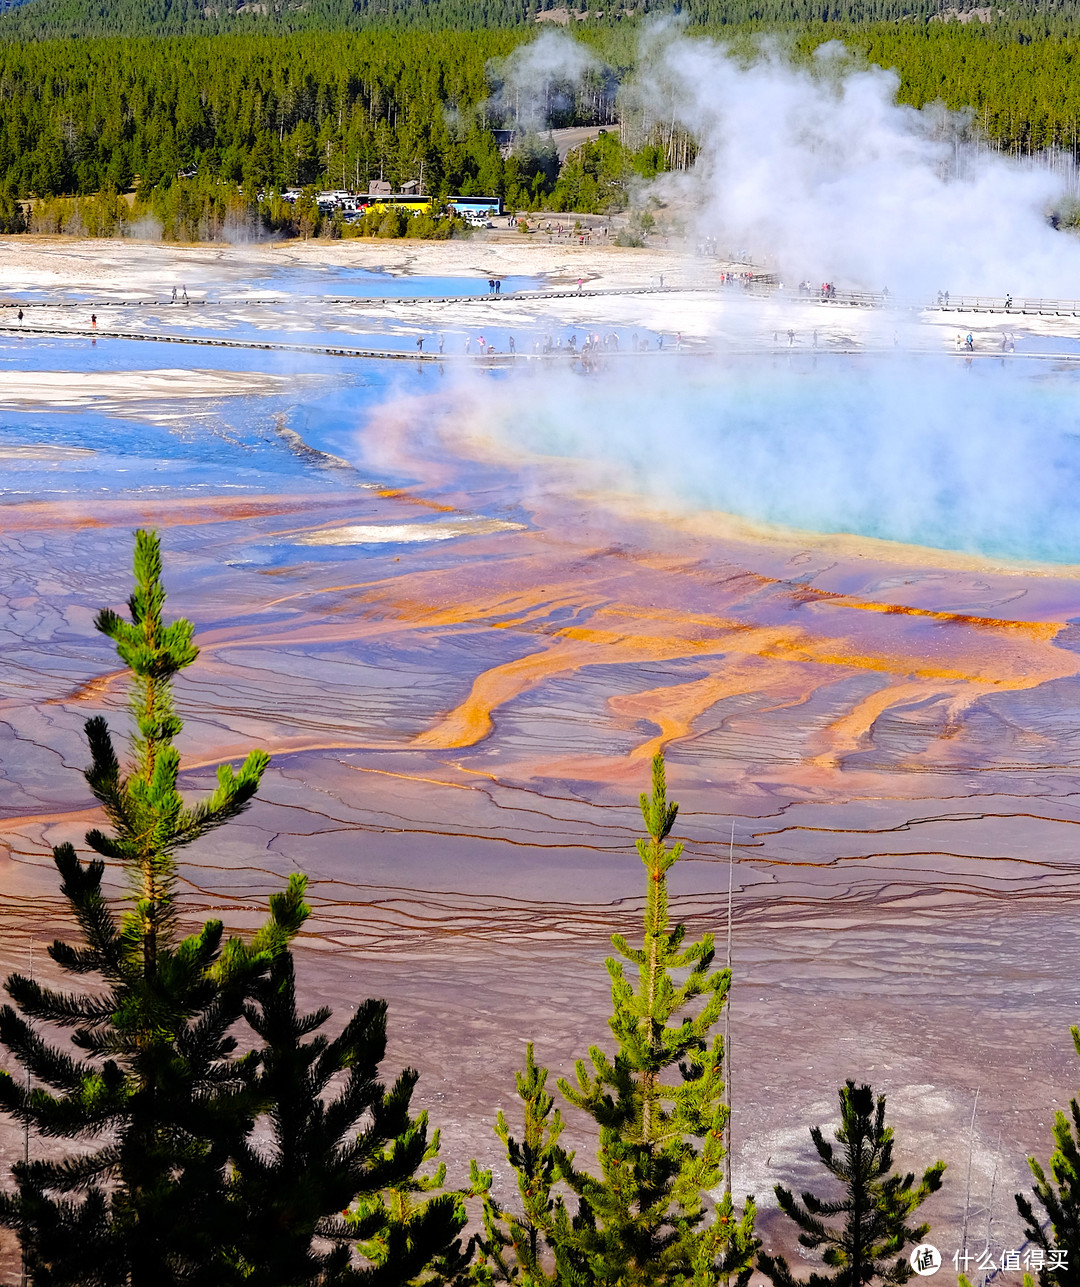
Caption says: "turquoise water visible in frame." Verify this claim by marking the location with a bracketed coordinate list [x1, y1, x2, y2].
[6, 257, 1080, 565]
[8, 340, 1080, 565]
[0, 268, 542, 304]
[472, 352, 1080, 566]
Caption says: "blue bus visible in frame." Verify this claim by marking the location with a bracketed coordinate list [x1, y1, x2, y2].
[447, 197, 502, 216]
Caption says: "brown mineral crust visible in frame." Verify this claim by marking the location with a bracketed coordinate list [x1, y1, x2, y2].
[2, 457, 1080, 1281]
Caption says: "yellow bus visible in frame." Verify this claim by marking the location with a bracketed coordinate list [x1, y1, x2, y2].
[358, 197, 434, 215]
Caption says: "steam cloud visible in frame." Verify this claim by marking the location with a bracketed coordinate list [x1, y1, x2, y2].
[644, 34, 1078, 296]
[486, 31, 609, 131]
[505, 28, 1080, 294]
[357, 33, 1080, 564]
[446, 357, 1080, 565]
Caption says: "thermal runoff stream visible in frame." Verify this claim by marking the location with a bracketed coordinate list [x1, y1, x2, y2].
[3, 237, 1080, 1266]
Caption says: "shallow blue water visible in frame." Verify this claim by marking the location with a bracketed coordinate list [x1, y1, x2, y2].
[485, 352, 1080, 565]
[6, 256, 1080, 565]
[0, 267, 543, 304]
[274, 269, 542, 299]
[9, 340, 1080, 565]
[0, 404, 303, 500]
[0, 335, 427, 499]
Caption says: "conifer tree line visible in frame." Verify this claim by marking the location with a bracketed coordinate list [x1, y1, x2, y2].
[0, 15, 1078, 235]
[1, 530, 1079, 1286]
[2, 0, 1080, 39]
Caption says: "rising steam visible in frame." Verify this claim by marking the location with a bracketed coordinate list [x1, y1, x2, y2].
[486, 30, 613, 131]
[440, 356, 1080, 565]
[642, 33, 1077, 296]
[504, 27, 1079, 294]
[350, 32, 1080, 565]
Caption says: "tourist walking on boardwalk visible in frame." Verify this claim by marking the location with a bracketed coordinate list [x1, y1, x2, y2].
[465, 336, 471, 354]
[577, 278, 583, 294]
[438, 333, 444, 354]
[487, 278, 495, 295]
[965, 332, 974, 350]
[171, 286, 177, 303]
[91, 314, 97, 328]
[787, 328, 795, 346]
[182, 285, 188, 302]
[494, 279, 501, 295]
[508, 335, 515, 353]
[416, 336, 424, 352]
[16, 308, 22, 321]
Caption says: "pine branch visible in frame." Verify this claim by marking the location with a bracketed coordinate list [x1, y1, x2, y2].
[16, 1146, 122, 1193]
[173, 750, 272, 848]
[51, 842, 123, 976]
[83, 715, 136, 836]
[0, 1006, 105, 1100]
[4, 976, 116, 1029]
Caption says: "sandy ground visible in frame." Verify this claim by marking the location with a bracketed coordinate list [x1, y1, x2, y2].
[0, 367, 322, 419]
[0, 233, 703, 294]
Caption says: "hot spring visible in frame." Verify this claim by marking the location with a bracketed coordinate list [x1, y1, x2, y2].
[366, 350, 1080, 569]
[4, 243, 1080, 1270]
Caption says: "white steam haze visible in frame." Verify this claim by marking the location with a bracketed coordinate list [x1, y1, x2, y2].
[443, 358, 1080, 565]
[645, 34, 1077, 296]
[487, 31, 606, 131]
[504, 28, 1080, 294]
[374, 31, 1080, 564]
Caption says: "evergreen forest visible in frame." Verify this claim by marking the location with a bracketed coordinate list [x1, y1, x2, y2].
[5, 0, 1080, 37]
[0, 4, 1077, 237]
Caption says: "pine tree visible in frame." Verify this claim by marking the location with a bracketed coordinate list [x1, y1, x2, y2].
[227, 947, 479, 1286]
[474, 1046, 567, 1287]
[0, 528, 308, 1287]
[479, 752, 757, 1287]
[1015, 1026, 1080, 1287]
[757, 1081, 946, 1287]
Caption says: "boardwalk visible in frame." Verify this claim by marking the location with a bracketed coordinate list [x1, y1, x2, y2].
[3, 322, 1078, 364]
[0, 283, 1076, 314]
